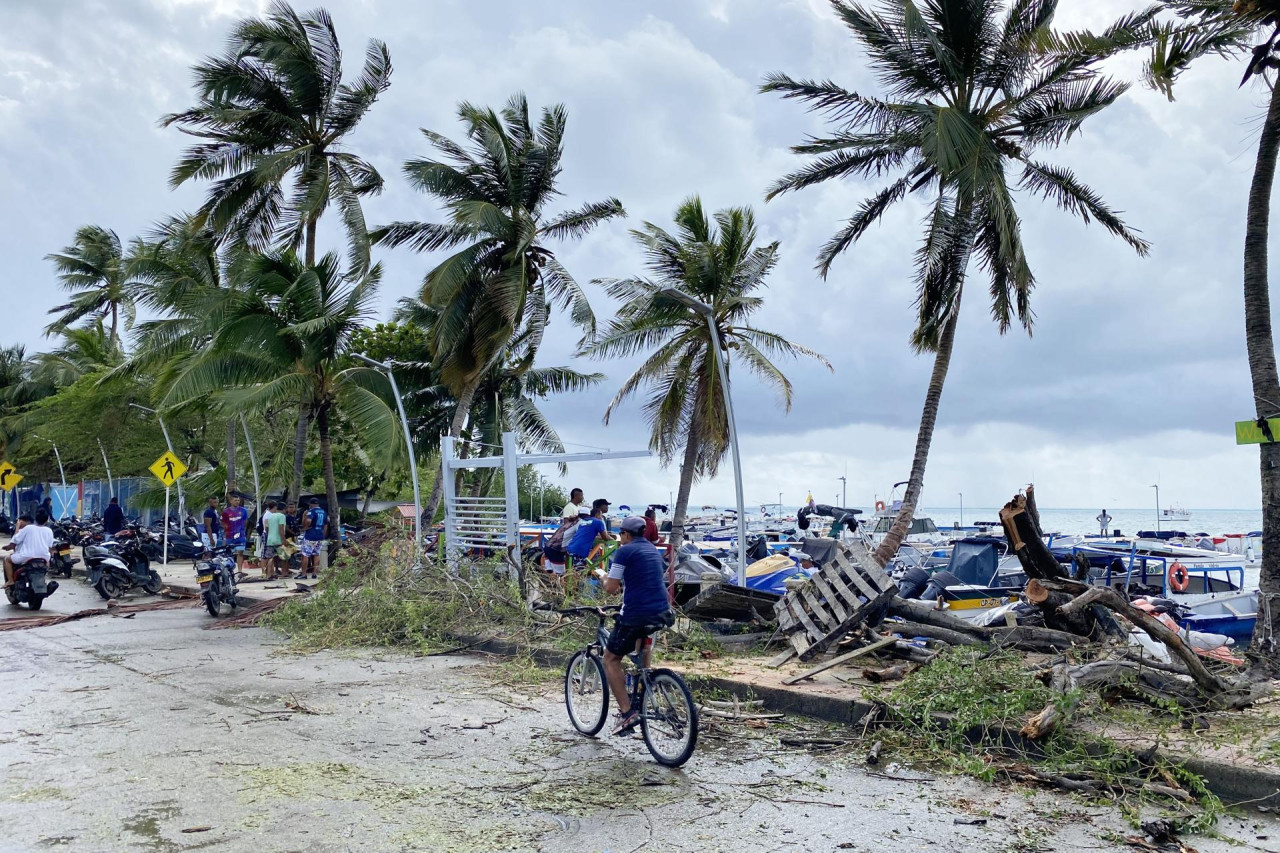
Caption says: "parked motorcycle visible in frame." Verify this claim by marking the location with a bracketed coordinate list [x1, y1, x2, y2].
[49, 535, 79, 578]
[0, 513, 14, 536]
[196, 550, 239, 617]
[85, 539, 162, 599]
[6, 559, 58, 610]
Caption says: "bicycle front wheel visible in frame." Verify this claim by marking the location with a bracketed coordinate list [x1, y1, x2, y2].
[564, 650, 609, 736]
[640, 669, 698, 767]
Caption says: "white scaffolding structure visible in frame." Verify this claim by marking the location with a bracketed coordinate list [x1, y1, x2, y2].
[441, 431, 650, 568]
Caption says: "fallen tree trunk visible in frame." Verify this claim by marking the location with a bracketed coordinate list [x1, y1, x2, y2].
[885, 597, 1087, 653]
[1037, 578, 1241, 698]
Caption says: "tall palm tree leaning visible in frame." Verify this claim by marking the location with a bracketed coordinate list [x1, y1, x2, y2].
[582, 197, 831, 551]
[163, 0, 392, 503]
[1144, 0, 1280, 670]
[162, 252, 400, 539]
[45, 225, 142, 347]
[374, 93, 624, 523]
[124, 215, 244, 494]
[763, 0, 1152, 565]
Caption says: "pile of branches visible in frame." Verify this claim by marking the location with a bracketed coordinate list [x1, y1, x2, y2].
[862, 485, 1270, 739]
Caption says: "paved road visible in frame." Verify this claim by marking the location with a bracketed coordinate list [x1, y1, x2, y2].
[2, 581, 1278, 852]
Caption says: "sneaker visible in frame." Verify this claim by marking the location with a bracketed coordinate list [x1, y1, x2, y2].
[611, 709, 640, 736]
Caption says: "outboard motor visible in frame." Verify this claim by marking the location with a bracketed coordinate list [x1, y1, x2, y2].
[920, 569, 961, 602]
[746, 534, 769, 562]
[896, 565, 931, 600]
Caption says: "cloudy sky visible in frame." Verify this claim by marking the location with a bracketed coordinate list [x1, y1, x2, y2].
[0, 0, 1271, 512]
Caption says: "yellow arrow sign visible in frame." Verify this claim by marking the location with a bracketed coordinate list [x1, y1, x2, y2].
[0, 461, 23, 492]
[149, 451, 188, 487]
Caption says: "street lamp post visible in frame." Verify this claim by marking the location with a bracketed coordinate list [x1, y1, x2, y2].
[958, 492, 964, 527]
[31, 434, 65, 487]
[130, 403, 184, 522]
[1151, 483, 1160, 533]
[659, 287, 747, 585]
[98, 438, 113, 499]
[353, 354, 422, 562]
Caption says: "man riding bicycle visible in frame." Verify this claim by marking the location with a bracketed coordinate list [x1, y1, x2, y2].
[600, 515, 672, 736]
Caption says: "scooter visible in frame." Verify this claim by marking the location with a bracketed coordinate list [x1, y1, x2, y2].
[196, 549, 239, 617]
[6, 559, 58, 610]
[84, 542, 162, 599]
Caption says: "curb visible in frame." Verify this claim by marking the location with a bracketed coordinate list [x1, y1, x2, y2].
[458, 633, 1280, 812]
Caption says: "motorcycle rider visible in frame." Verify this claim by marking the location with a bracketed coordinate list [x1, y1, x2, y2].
[4, 510, 54, 588]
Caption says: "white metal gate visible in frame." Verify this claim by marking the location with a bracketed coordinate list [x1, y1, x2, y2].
[441, 431, 649, 569]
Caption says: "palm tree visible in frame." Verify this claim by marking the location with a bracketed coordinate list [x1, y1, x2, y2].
[581, 197, 830, 550]
[30, 322, 124, 388]
[1144, 0, 1280, 669]
[763, 0, 1151, 564]
[375, 93, 625, 522]
[162, 251, 399, 537]
[392, 297, 603, 501]
[125, 215, 246, 494]
[162, 0, 392, 271]
[163, 1, 392, 502]
[45, 225, 142, 346]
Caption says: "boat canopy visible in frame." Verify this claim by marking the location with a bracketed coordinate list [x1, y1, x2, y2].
[947, 539, 999, 586]
[871, 515, 939, 535]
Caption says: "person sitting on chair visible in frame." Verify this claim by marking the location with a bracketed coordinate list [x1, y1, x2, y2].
[600, 515, 673, 736]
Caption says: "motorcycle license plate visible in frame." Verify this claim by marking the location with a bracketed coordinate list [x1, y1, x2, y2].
[58, 547, 71, 555]
[197, 574, 214, 584]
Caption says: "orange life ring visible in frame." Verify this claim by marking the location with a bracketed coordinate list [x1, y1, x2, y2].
[1168, 561, 1190, 593]
[875, 500, 886, 512]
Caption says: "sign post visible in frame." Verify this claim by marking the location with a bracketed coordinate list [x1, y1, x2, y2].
[149, 451, 188, 567]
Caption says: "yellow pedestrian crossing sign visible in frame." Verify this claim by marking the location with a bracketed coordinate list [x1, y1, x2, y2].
[149, 451, 187, 486]
[0, 461, 23, 492]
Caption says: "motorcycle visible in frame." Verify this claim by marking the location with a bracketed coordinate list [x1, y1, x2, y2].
[6, 559, 58, 610]
[196, 550, 239, 617]
[0, 513, 13, 536]
[85, 539, 162, 599]
[49, 535, 79, 578]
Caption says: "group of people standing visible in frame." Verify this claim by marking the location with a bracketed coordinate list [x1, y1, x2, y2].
[539, 488, 663, 575]
[201, 495, 330, 580]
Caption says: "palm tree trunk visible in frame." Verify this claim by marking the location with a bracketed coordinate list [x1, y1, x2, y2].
[225, 419, 237, 496]
[110, 303, 119, 349]
[317, 401, 340, 539]
[288, 400, 311, 504]
[667, 429, 702, 553]
[1245, 82, 1280, 674]
[305, 220, 317, 267]
[421, 375, 481, 526]
[872, 305, 962, 567]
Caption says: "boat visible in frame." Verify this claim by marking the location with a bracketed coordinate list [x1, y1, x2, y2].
[896, 537, 1025, 622]
[1162, 505, 1191, 521]
[1179, 591, 1258, 642]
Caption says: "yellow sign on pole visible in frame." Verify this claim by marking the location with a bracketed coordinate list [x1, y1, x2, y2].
[1236, 419, 1280, 445]
[149, 451, 188, 487]
[0, 461, 23, 492]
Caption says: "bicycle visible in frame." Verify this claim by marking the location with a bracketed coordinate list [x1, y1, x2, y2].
[559, 605, 699, 767]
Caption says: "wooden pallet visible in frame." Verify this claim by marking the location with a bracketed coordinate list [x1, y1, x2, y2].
[774, 539, 898, 661]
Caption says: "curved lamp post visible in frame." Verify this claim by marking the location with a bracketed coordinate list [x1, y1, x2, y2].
[352, 353, 421, 562]
[657, 286, 747, 586]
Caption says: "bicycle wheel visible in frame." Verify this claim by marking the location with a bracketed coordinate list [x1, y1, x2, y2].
[640, 669, 698, 767]
[564, 650, 609, 736]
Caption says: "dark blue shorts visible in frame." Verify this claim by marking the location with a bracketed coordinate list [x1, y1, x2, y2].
[605, 612, 674, 657]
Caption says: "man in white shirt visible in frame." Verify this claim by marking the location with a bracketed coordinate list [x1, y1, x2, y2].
[560, 488, 584, 541]
[4, 511, 54, 588]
